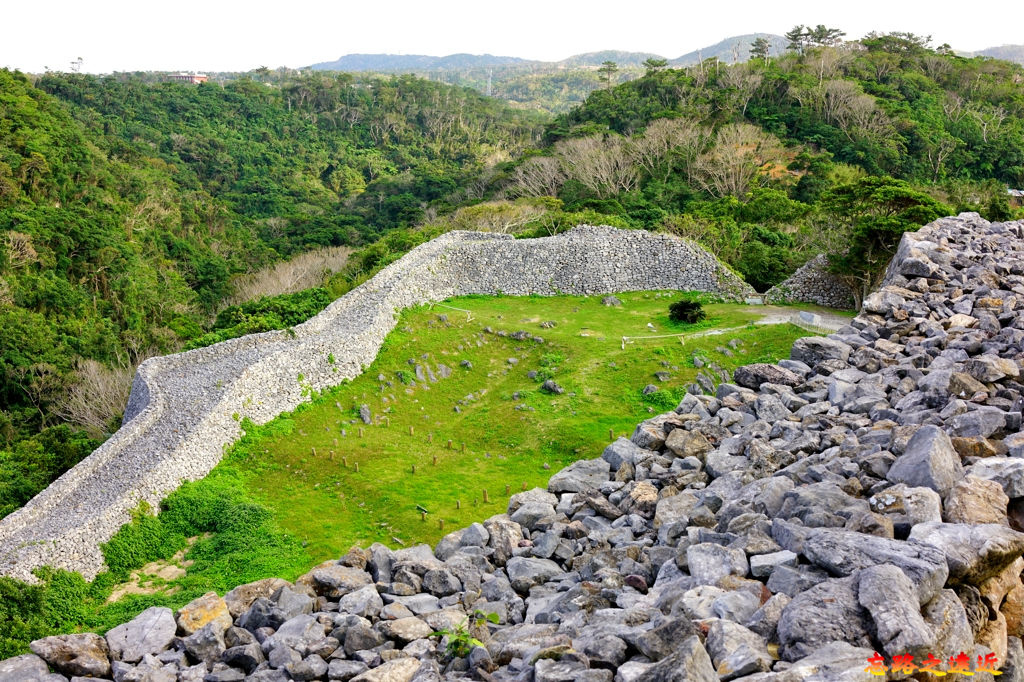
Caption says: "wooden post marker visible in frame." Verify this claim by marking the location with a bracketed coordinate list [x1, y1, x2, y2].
[311, 447, 317, 456]
[447, 439, 452, 449]
[428, 433, 433, 444]
[439, 519, 445, 531]
[522, 481, 527, 491]
[354, 462, 359, 472]
[456, 499, 461, 509]
[609, 428, 614, 441]
[421, 511, 426, 522]
[482, 489, 489, 503]
[411, 465, 416, 474]
[359, 427, 364, 438]
[505, 484, 510, 495]
[386, 417, 390, 427]
[432, 455, 438, 466]
[461, 443, 466, 453]
[409, 426, 414, 436]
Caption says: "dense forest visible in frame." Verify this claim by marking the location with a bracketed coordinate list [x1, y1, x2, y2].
[0, 68, 542, 516]
[2, 28, 1024, 527]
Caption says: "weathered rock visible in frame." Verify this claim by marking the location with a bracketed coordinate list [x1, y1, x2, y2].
[886, 425, 964, 495]
[349, 657, 420, 682]
[777, 576, 874, 661]
[105, 606, 176, 663]
[734, 363, 801, 390]
[858, 564, 934, 657]
[944, 476, 1010, 525]
[909, 522, 1024, 584]
[640, 635, 717, 682]
[377, 617, 433, 644]
[705, 620, 771, 680]
[223, 578, 290, 618]
[0, 654, 51, 682]
[176, 592, 232, 636]
[31, 633, 111, 678]
[801, 528, 949, 603]
[547, 458, 609, 493]
[664, 429, 712, 460]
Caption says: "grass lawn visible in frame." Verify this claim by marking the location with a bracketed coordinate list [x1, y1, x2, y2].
[222, 292, 835, 562]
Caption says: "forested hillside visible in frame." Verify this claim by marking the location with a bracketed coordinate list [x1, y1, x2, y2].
[483, 32, 1023, 297]
[0, 69, 542, 516]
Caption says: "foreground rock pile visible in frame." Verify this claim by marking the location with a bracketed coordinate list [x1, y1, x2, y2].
[5, 212, 1024, 681]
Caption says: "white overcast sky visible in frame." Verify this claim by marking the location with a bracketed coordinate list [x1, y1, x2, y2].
[3, 0, 1023, 74]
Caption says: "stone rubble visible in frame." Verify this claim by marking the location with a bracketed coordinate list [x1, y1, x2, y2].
[5, 213, 1024, 681]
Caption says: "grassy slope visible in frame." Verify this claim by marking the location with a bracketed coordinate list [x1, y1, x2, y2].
[224, 292, 836, 561]
[0, 293, 846, 655]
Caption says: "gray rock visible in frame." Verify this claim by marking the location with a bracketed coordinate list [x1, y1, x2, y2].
[305, 564, 373, 598]
[601, 296, 622, 307]
[547, 458, 609, 493]
[908, 522, 1024, 584]
[0, 654, 51, 682]
[328, 659, 369, 680]
[181, 622, 225, 665]
[105, 606, 176, 663]
[641, 635, 717, 682]
[686, 543, 748, 585]
[30, 633, 110, 678]
[338, 584, 384, 618]
[221, 643, 264, 672]
[777, 576, 873, 661]
[802, 528, 949, 604]
[750, 549, 798, 578]
[422, 569, 461, 597]
[857, 564, 934, 657]
[506, 557, 564, 593]
[790, 337, 852, 366]
[886, 425, 964, 495]
[705, 620, 772, 680]
[967, 458, 1024, 498]
[286, 654, 329, 681]
[263, 615, 321, 654]
[635, 618, 699, 662]
[359, 404, 372, 424]
[540, 379, 564, 394]
[734, 363, 801, 390]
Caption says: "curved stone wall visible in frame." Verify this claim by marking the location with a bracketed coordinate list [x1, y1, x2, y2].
[0, 226, 754, 582]
[764, 254, 856, 309]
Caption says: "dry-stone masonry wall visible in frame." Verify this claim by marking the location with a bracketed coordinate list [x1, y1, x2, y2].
[0, 226, 753, 583]
[7, 213, 1024, 680]
[764, 254, 856, 310]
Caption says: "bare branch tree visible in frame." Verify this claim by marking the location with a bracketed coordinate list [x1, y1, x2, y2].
[555, 135, 638, 197]
[55, 357, 146, 437]
[512, 156, 565, 197]
[693, 124, 785, 198]
[630, 118, 709, 182]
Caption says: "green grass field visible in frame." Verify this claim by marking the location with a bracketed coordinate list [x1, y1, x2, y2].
[0, 292, 849, 655]
[224, 292, 836, 560]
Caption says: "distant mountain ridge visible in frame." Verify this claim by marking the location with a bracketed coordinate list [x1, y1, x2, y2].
[970, 44, 1024, 64]
[311, 53, 530, 71]
[309, 35, 791, 73]
[671, 33, 788, 65]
